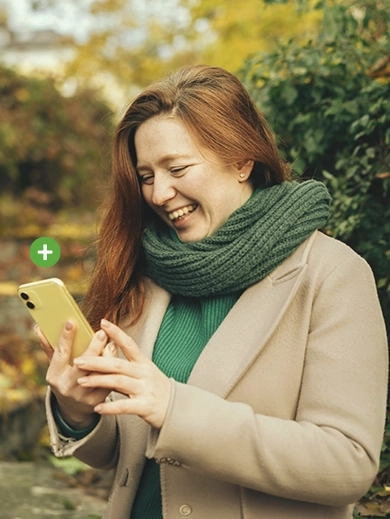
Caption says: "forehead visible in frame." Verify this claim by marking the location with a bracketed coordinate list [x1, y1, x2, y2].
[134, 116, 201, 158]
[134, 115, 218, 167]
[136, 116, 192, 142]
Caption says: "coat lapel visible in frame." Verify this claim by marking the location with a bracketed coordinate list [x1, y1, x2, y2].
[187, 232, 317, 397]
[124, 278, 171, 358]
[118, 280, 171, 477]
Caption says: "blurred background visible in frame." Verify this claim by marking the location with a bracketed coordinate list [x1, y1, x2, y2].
[0, 0, 389, 517]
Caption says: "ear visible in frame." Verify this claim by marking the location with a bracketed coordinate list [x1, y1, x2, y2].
[237, 159, 254, 182]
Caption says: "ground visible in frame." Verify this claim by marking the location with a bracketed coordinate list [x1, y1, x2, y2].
[0, 460, 111, 519]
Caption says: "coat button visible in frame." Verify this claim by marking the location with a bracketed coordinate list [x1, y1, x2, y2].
[155, 457, 167, 464]
[179, 504, 192, 516]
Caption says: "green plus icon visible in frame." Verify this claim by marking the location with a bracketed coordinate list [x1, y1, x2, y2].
[30, 237, 61, 267]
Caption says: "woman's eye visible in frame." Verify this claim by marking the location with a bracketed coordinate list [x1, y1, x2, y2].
[140, 175, 154, 185]
[170, 166, 188, 174]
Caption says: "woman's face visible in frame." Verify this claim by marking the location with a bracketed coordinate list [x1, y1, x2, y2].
[134, 117, 254, 243]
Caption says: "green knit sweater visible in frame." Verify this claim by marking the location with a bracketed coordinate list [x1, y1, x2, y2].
[130, 291, 241, 519]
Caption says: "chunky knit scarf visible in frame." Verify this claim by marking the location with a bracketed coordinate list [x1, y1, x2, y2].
[142, 180, 331, 297]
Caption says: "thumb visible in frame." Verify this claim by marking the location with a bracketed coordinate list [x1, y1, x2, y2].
[52, 320, 75, 368]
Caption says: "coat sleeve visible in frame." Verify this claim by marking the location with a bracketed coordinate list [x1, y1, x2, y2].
[146, 253, 388, 506]
[45, 387, 120, 470]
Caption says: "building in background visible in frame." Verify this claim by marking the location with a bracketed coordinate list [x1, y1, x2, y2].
[0, 18, 75, 76]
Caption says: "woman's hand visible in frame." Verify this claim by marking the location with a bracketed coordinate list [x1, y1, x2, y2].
[73, 319, 172, 430]
[36, 321, 116, 429]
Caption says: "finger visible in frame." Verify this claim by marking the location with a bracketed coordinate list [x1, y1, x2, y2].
[73, 355, 138, 377]
[82, 329, 108, 357]
[102, 341, 117, 358]
[51, 320, 76, 370]
[94, 398, 144, 416]
[35, 325, 54, 360]
[100, 319, 144, 362]
[93, 398, 165, 428]
[78, 373, 140, 395]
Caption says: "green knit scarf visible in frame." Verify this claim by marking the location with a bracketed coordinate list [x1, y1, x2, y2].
[142, 180, 331, 297]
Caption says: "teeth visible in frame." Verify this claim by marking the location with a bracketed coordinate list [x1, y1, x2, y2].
[168, 204, 197, 221]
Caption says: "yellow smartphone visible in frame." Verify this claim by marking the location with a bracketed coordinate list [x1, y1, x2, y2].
[17, 278, 94, 362]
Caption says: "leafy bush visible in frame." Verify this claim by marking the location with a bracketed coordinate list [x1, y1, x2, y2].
[241, 0, 390, 335]
[0, 66, 113, 209]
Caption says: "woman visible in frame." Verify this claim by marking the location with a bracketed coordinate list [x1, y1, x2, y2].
[37, 65, 388, 519]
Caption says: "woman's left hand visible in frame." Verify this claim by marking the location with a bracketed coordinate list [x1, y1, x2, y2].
[73, 319, 171, 430]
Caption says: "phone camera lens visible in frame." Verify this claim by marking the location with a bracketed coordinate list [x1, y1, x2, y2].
[26, 301, 35, 309]
[20, 292, 29, 300]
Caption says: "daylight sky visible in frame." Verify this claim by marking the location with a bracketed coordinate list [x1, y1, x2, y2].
[1, 0, 185, 43]
[1, 0, 95, 40]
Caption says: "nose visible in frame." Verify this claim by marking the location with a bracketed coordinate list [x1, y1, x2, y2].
[151, 173, 176, 206]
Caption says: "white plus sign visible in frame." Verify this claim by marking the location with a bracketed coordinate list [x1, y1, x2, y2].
[37, 243, 53, 261]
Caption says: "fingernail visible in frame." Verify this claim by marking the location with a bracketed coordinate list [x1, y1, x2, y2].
[65, 320, 73, 330]
[33, 325, 39, 334]
[97, 330, 106, 341]
[77, 377, 87, 384]
[101, 319, 110, 328]
[94, 405, 102, 413]
[109, 342, 116, 353]
[73, 358, 84, 365]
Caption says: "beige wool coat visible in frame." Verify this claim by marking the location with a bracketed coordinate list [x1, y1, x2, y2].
[47, 231, 388, 519]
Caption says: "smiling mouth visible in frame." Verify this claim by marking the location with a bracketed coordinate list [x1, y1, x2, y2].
[168, 204, 198, 221]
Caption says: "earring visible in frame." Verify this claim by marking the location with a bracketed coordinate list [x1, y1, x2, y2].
[239, 173, 245, 179]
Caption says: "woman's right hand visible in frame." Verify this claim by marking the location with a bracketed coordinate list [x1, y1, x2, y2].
[35, 320, 116, 430]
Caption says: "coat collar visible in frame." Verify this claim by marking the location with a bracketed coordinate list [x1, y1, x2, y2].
[127, 231, 318, 398]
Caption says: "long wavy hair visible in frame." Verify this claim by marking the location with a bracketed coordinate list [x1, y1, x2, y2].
[82, 65, 292, 329]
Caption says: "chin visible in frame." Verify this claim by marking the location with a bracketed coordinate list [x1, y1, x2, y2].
[176, 229, 208, 243]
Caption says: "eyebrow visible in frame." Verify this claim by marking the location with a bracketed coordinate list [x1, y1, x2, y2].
[136, 153, 194, 172]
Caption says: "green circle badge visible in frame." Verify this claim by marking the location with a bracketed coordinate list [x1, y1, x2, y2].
[30, 237, 61, 267]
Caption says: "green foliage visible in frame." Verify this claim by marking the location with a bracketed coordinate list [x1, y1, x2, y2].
[49, 455, 91, 476]
[241, 0, 390, 334]
[0, 66, 113, 209]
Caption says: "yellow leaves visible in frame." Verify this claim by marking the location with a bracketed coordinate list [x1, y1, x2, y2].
[90, 0, 128, 15]
[12, 224, 43, 239]
[190, 0, 323, 73]
[356, 481, 390, 516]
[14, 88, 30, 102]
[0, 356, 37, 381]
[378, 486, 390, 496]
[0, 360, 34, 410]
[48, 223, 96, 241]
[38, 424, 51, 447]
[20, 358, 36, 378]
[0, 388, 31, 407]
[0, 332, 46, 414]
[4, 222, 94, 240]
[356, 497, 390, 517]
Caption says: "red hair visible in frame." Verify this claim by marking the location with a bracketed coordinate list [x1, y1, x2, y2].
[82, 65, 291, 329]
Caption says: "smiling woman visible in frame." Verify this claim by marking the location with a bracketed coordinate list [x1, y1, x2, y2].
[135, 117, 254, 242]
[36, 65, 388, 519]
